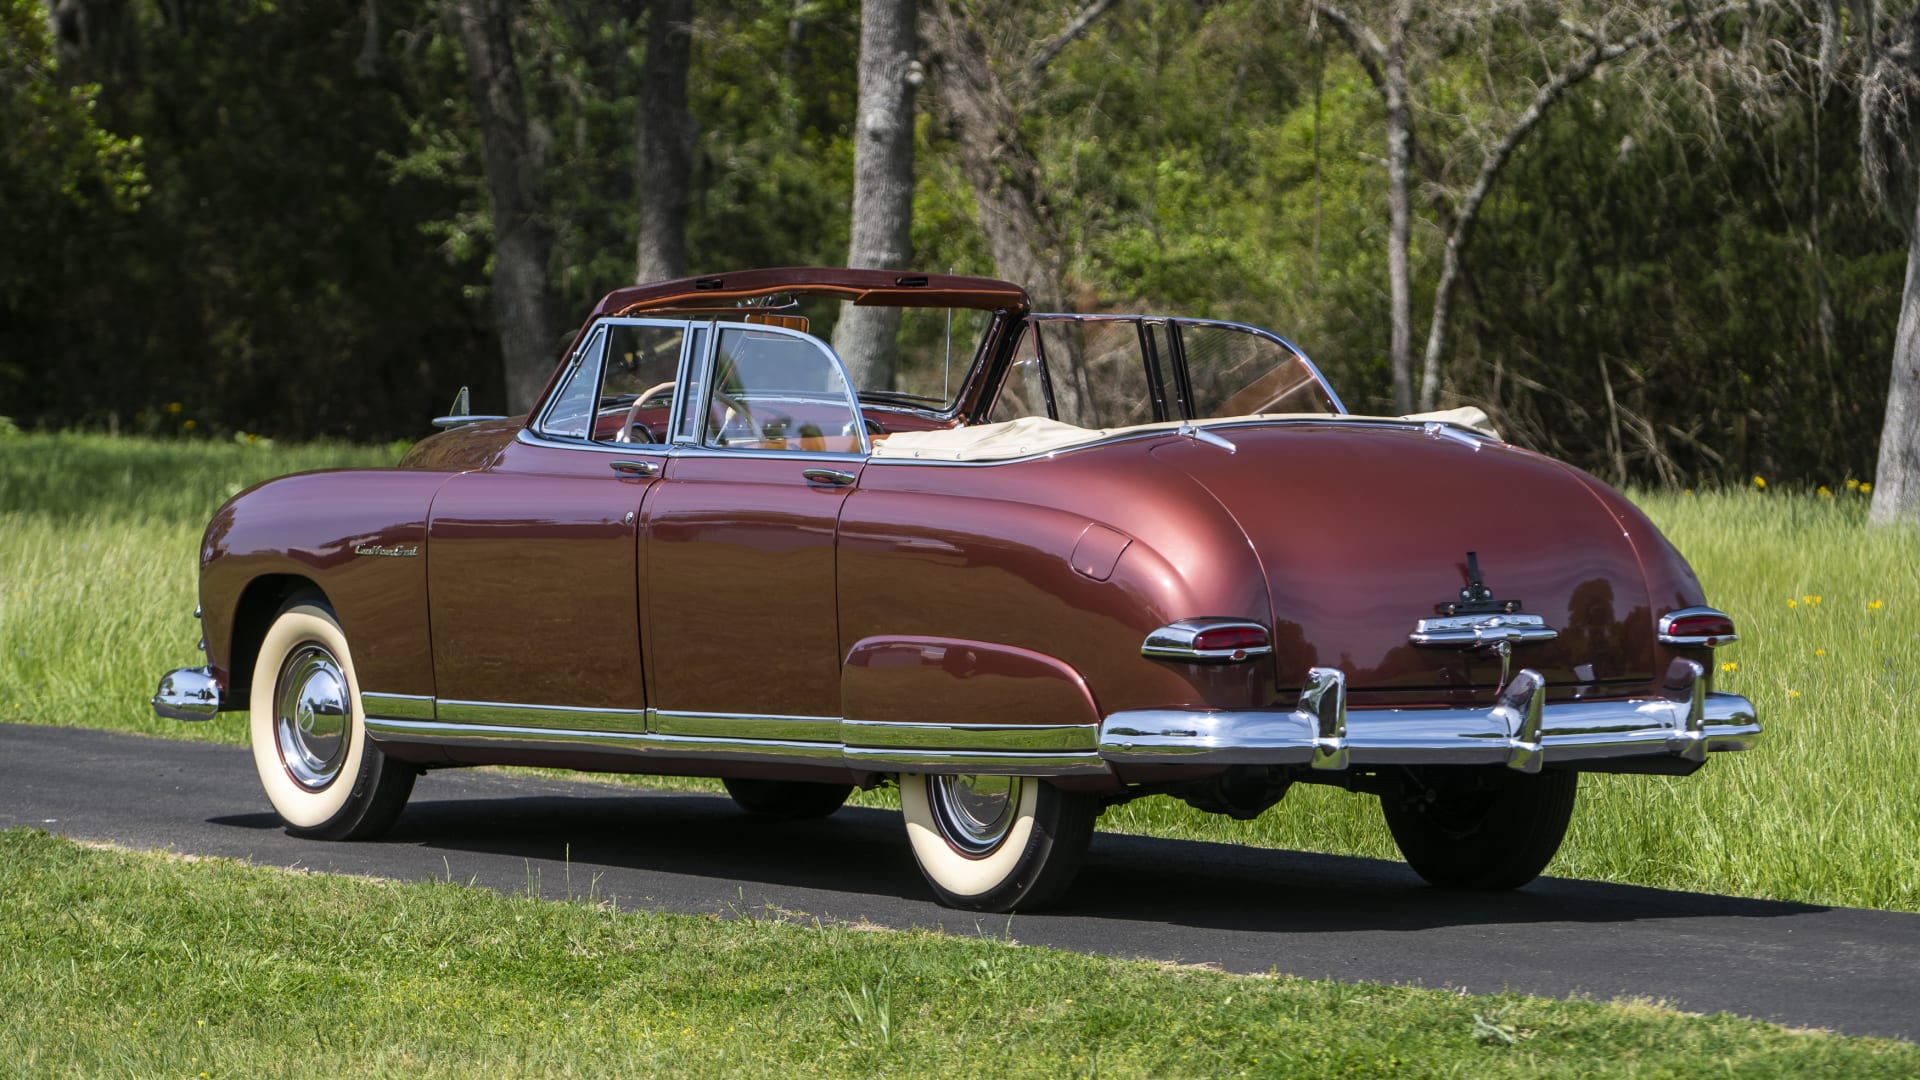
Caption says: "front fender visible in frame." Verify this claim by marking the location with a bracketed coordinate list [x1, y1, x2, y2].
[201, 470, 447, 702]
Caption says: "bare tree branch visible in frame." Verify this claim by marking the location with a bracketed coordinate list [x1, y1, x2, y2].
[1309, 1, 1388, 93]
[1416, 0, 1755, 409]
[1027, 0, 1120, 81]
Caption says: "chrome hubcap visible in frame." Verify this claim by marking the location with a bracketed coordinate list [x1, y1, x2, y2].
[275, 644, 349, 791]
[929, 774, 1021, 856]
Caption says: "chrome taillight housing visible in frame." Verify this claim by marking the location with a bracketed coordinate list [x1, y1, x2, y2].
[1658, 606, 1739, 647]
[1142, 618, 1274, 662]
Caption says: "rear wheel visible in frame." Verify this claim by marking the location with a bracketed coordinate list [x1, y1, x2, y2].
[248, 595, 415, 840]
[721, 778, 853, 818]
[899, 773, 1098, 912]
[1380, 767, 1577, 890]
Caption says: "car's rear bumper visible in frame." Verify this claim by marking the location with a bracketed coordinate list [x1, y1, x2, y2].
[1099, 661, 1759, 773]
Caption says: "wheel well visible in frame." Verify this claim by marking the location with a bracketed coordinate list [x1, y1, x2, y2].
[227, 575, 325, 703]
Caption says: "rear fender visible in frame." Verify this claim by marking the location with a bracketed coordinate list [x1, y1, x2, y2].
[841, 636, 1101, 757]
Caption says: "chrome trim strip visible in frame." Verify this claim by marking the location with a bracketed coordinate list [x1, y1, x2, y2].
[844, 747, 1109, 776]
[365, 717, 657, 750]
[152, 666, 223, 721]
[437, 699, 649, 735]
[517, 427, 674, 457]
[366, 703, 1104, 775]
[1409, 613, 1559, 647]
[841, 719, 1098, 753]
[1657, 605, 1740, 647]
[361, 692, 435, 722]
[1142, 618, 1274, 662]
[862, 415, 1498, 469]
[669, 444, 868, 464]
[1100, 663, 1759, 767]
[653, 710, 841, 743]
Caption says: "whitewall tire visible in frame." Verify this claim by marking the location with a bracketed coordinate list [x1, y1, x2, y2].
[899, 773, 1097, 912]
[248, 596, 415, 840]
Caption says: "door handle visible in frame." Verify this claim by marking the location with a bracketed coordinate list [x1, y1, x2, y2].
[609, 460, 658, 477]
[801, 468, 856, 487]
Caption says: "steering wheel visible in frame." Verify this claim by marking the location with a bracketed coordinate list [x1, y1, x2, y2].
[614, 381, 678, 443]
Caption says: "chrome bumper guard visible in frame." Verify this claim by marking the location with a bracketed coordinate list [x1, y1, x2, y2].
[153, 666, 224, 721]
[1099, 660, 1759, 773]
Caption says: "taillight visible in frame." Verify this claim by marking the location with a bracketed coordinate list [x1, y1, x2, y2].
[1658, 606, 1739, 647]
[1142, 618, 1273, 662]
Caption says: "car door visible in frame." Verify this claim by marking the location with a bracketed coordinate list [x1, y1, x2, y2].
[642, 321, 870, 743]
[424, 319, 692, 733]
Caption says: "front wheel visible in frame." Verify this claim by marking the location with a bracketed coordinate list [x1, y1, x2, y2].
[1380, 767, 1577, 890]
[248, 595, 415, 840]
[899, 773, 1098, 912]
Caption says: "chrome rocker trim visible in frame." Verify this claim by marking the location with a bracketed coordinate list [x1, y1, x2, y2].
[153, 666, 223, 721]
[1099, 661, 1760, 774]
[360, 706, 1109, 776]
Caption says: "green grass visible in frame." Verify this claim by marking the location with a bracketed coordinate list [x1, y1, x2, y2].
[3, 433, 1917, 912]
[0, 433, 405, 741]
[4, 827, 1915, 1078]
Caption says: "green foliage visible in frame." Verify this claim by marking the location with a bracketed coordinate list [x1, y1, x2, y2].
[6, 827, 1919, 1076]
[1452, 75, 1903, 487]
[0, 0, 1907, 485]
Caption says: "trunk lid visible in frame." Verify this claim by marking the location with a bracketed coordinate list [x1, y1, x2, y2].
[1149, 422, 1656, 701]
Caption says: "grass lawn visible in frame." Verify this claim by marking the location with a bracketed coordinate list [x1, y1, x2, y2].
[5, 827, 1916, 1078]
[2, 432, 1917, 913]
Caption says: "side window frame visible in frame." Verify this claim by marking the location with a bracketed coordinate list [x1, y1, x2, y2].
[673, 320, 872, 458]
[532, 326, 610, 442]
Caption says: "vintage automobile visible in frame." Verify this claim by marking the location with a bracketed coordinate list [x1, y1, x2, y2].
[153, 267, 1759, 912]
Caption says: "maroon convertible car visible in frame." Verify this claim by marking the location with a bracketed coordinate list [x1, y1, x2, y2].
[154, 267, 1758, 911]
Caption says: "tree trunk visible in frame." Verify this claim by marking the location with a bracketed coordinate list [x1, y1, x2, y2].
[453, 0, 561, 414]
[919, 0, 1065, 312]
[1869, 188, 1920, 526]
[634, 0, 693, 285]
[832, 0, 919, 390]
[1384, 1, 1414, 415]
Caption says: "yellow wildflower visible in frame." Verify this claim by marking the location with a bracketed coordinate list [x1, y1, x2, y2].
[1846, 478, 1861, 491]
[165, 401, 183, 414]
[182, 419, 197, 432]
[1787, 598, 1797, 608]
[1751, 474, 1767, 489]
[1787, 689, 1801, 700]
[1869, 600, 1884, 610]
[1817, 485, 1832, 498]
[1815, 648, 1827, 657]
[1803, 595, 1822, 606]
[1862, 482, 1873, 494]
[1720, 661, 1739, 674]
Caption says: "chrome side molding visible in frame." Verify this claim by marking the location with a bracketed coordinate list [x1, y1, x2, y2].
[361, 704, 1108, 777]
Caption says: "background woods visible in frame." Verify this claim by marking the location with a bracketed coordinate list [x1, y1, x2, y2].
[1, 0, 1914, 512]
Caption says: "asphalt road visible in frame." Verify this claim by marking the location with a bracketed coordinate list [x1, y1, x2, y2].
[5, 722, 1916, 1042]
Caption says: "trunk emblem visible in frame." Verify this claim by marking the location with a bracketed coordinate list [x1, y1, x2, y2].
[1414, 553, 1558, 690]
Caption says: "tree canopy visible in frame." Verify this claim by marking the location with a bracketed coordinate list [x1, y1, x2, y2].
[2, 0, 1912, 499]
